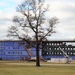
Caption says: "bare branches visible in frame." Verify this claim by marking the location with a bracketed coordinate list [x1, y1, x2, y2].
[7, 26, 21, 38]
[7, 0, 59, 66]
[7, 0, 59, 43]
[39, 17, 59, 42]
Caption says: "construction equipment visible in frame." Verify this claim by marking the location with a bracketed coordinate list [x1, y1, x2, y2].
[59, 46, 70, 64]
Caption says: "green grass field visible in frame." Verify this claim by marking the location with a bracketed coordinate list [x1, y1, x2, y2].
[0, 61, 75, 75]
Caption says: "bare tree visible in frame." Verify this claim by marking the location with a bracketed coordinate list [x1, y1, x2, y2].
[7, 0, 59, 66]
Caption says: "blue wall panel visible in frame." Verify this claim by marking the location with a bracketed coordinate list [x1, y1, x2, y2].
[0, 41, 36, 60]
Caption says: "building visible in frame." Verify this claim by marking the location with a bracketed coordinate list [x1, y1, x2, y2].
[0, 40, 75, 62]
[0, 40, 36, 60]
[42, 41, 75, 62]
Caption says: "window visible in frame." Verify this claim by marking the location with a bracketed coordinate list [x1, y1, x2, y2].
[54, 43, 56, 45]
[13, 46, 19, 49]
[68, 48, 69, 50]
[60, 52, 62, 55]
[71, 52, 73, 55]
[52, 43, 54, 45]
[57, 52, 59, 55]
[49, 43, 51, 45]
[8, 47, 10, 49]
[14, 42, 18, 45]
[8, 52, 10, 54]
[2, 42, 5, 45]
[67, 52, 69, 55]
[57, 48, 59, 50]
[15, 52, 17, 54]
[57, 43, 59, 45]
[62, 48, 64, 50]
[65, 48, 67, 50]
[49, 52, 51, 54]
[59, 43, 62, 45]
[73, 48, 75, 50]
[73, 53, 75, 55]
[13, 52, 14, 54]
[47, 43, 48, 45]
[49, 48, 51, 50]
[71, 48, 73, 50]
[55, 52, 56, 55]
[20, 52, 22, 54]
[18, 52, 20, 54]
[55, 48, 56, 50]
[47, 52, 48, 55]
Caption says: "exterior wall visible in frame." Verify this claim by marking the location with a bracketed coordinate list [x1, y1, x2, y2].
[42, 41, 75, 60]
[0, 40, 36, 60]
[0, 40, 75, 61]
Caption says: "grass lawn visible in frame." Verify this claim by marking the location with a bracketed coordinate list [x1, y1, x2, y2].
[0, 61, 75, 75]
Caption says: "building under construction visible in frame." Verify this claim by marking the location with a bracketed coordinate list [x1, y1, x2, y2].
[0, 40, 75, 62]
[42, 40, 75, 63]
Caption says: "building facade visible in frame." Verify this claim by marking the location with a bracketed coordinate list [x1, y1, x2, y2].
[42, 41, 75, 60]
[0, 40, 36, 60]
[0, 40, 75, 61]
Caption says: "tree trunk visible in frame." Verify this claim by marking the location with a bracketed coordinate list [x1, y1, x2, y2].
[36, 43, 40, 66]
[36, 29, 40, 66]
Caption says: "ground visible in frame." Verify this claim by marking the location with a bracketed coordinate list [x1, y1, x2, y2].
[0, 61, 75, 75]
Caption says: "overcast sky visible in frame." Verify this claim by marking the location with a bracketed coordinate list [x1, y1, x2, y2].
[0, 0, 75, 40]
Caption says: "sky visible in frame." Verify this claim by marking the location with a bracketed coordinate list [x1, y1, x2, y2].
[0, 0, 75, 40]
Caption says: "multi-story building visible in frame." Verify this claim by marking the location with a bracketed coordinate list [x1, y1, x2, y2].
[0, 40, 36, 60]
[0, 40, 75, 61]
[42, 41, 75, 61]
